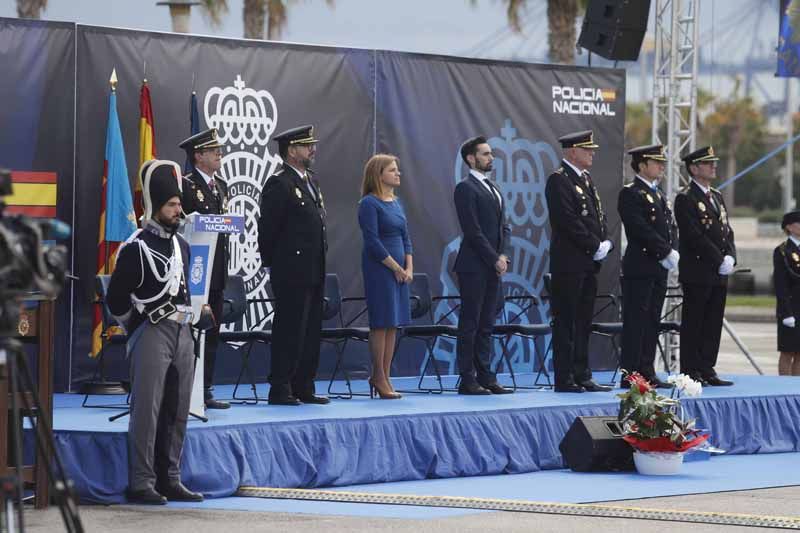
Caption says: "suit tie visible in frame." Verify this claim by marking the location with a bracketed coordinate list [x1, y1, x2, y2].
[706, 191, 718, 213]
[303, 173, 318, 203]
[483, 178, 502, 206]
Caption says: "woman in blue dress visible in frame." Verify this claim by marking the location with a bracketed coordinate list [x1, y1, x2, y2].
[358, 154, 413, 399]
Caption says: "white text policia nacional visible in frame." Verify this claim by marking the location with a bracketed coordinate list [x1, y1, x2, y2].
[552, 86, 616, 116]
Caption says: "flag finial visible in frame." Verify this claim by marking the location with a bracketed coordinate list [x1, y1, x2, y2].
[110, 68, 118, 91]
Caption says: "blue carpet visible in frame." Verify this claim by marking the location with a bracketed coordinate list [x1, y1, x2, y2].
[167, 453, 800, 518]
[55, 374, 800, 504]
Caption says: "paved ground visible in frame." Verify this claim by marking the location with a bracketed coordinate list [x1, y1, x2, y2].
[24, 485, 800, 532]
[23, 320, 796, 532]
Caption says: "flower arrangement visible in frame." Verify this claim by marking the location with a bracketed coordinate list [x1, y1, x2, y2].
[617, 372, 709, 453]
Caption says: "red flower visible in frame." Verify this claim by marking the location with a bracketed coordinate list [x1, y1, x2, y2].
[627, 372, 652, 393]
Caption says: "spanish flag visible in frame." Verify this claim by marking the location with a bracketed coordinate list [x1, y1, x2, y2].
[137, 79, 156, 224]
[4, 172, 57, 218]
[92, 70, 137, 358]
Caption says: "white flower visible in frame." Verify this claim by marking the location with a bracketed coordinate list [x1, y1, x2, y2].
[667, 373, 702, 397]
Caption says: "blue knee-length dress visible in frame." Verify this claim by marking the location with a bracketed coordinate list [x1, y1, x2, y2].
[358, 194, 413, 328]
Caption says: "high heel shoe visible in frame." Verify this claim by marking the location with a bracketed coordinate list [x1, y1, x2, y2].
[368, 378, 401, 400]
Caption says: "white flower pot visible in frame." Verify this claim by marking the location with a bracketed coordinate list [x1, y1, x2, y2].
[633, 451, 684, 475]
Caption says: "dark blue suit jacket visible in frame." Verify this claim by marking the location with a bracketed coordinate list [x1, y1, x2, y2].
[453, 174, 510, 273]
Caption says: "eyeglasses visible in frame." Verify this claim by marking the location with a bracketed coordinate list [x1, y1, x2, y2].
[202, 148, 223, 156]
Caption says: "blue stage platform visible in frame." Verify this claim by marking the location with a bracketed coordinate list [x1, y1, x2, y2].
[51, 374, 800, 504]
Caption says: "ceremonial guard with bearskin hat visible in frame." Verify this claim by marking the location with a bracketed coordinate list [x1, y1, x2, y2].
[545, 130, 613, 393]
[179, 128, 230, 410]
[773, 210, 800, 376]
[257, 125, 329, 406]
[674, 146, 736, 386]
[618, 144, 678, 389]
[107, 160, 204, 504]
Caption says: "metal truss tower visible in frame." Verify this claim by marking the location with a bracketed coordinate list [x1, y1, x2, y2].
[651, 0, 700, 199]
[651, 0, 700, 371]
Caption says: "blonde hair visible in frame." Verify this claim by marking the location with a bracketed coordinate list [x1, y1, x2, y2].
[361, 153, 399, 198]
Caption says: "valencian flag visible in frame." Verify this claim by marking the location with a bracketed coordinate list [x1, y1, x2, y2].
[92, 69, 137, 358]
[137, 79, 156, 223]
[183, 91, 200, 174]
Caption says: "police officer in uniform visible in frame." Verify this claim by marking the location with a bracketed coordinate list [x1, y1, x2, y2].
[618, 145, 678, 388]
[774, 210, 800, 376]
[107, 159, 203, 504]
[179, 128, 230, 410]
[674, 146, 736, 386]
[257, 125, 329, 405]
[545, 130, 613, 393]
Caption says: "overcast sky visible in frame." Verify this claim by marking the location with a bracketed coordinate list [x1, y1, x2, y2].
[0, 0, 784, 105]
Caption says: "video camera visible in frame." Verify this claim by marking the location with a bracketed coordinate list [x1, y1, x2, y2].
[0, 168, 70, 333]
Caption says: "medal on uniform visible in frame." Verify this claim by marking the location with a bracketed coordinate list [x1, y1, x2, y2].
[646, 193, 654, 203]
[196, 190, 204, 202]
[575, 185, 583, 195]
[793, 252, 799, 263]
[295, 187, 302, 199]
[698, 202, 706, 212]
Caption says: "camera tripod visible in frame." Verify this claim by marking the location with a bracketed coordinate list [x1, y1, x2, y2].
[0, 336, 83, 533]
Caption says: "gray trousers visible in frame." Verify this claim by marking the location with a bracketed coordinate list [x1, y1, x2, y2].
[127, 320, 195, 491]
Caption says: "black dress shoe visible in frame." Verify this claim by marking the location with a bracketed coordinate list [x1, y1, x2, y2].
[458, 382, 491, 395]
[205, 398, 231, 409]
[126, 487, 167, 505]
[268, 395, 302, 406]
[687, 372, 708, 385]
[554, 383, 585, 393]
[579, 379, 612, 392]
[297, 394, 331, 404]
[157, 482, 204, 502]
[704, 374, 734, 386]
[482, 383, 514, 394]
[644, 376, 675, 389]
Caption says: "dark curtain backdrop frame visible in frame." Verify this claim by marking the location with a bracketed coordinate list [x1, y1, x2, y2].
[0, 18, 626, 390]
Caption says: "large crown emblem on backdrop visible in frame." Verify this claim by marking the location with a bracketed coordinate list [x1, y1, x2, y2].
[204, 75, 281, 332]
[433, 120, 558, 376]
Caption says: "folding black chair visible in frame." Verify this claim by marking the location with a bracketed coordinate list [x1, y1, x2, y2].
[492, 289, 553, 391]
[322, 273, 371, 399]
[656, 284, 683, 373]
[395, 273, 460, 394]
[220, 275, 275, 404]
[590, 292, 623, 386]
[80, 275, 130, 409]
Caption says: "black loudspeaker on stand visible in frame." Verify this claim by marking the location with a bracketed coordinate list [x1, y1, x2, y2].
[578, 0, 652, 61]
[559, 416, 635, 472]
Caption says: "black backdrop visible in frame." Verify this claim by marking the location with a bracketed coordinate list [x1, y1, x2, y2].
[0, 18, 626, 390]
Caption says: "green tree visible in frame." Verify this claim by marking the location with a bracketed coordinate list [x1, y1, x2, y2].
[701, 81, 779, 211]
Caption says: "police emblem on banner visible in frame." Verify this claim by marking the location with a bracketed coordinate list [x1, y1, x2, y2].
[433, 119, 557, 375]
[204, 75, 281, 333]
[191, 255, 204, 285]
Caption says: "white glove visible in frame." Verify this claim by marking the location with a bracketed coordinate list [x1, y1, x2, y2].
[659, 249, 680, 271]
[593, 240, 612, 261]
[783, 316, 796, 328]
[718, 255, 735, 275]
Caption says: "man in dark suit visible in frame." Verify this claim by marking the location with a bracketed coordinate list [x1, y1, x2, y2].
[452, 136, 513, 395]
[545, 130, 613, 393]
[618, 145, 678, 389]
[257, 124, 329, 405]
[179, 128, 230, 410]
[674, 146, 736, 386]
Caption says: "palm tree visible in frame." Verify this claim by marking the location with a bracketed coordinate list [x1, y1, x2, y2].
[504, 0, 585, 65]
[243, 0, 334, 41]
[17, 0, 47, 18]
